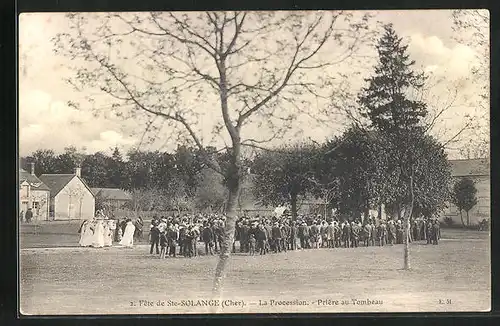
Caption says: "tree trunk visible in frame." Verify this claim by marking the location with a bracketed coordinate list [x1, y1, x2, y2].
[403, 173, 414, 270]
[212, 175, 241, 310]
[466, 210, 470, 226]
[460, 210, 465, 227]
[363, 198, 369, 223]
[290, 193, 298, 222]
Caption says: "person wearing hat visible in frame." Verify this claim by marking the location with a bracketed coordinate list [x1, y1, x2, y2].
[351, 221, 360, 248]
[369, 219, 376, 246]
[239, 220, 250, 253]
[256, 224, 268, 255]
[342, 220, 351, 248]
[232, 221, 241, 254]
[202, 222, 215, 255]
[264, 221, 272, 253]
[396, 219, 403, 244]
[183, 225, 195, 258]
[309, 220, 319, 249]
[426, 218, 433, 245]
[149, 218, 161, 255]
[363, 220, 372, 247]
[297, 222, 308, 250]
[326, 221, 335, 248]
[271, 222, 282, 253]
[280, 221, 290, 252]
[387, 220, 396, 245]
[333, 220, 341, 248]
[289, 221, 298, 250]
[432, 219, 440, 245]
[159, 229, 168, 259]
[166, 224, 179, 257]
[320, 221, 328, 248]
[216, 220, 226, 254]
[378, 220, 387, 246]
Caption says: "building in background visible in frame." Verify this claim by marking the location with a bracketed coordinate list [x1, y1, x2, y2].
[91, 188, 132, 212]
[39, 167, 95, 220]
[19, 163, 51, 221]
[442, 158, 490, 225]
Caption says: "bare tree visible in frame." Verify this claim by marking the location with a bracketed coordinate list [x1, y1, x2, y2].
[52, 11, 374, 300]
[452, 9, 490, 158]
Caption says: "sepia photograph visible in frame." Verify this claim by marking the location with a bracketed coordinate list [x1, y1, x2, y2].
[18, 9, 490, 315]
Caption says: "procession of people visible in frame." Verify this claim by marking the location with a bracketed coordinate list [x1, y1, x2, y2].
[145, 212, 442, 259]
[77, 208, 441, 254]
[77, 210, 139, 248]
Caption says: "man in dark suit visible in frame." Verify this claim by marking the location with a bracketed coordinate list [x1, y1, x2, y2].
[202, 222, 215, 255]
[271, 222, 282, 253]
[290, 221, 298, 250]
[326, 221, 335, 248]
[149, 220, 160, 255]
[432, 219, 440, 245]
[264, 221, 272, 253]
[239, 221, 250, 253]
[342, 221, 351, 248]
[298, 222, 308, 250]
[256, 224, 267, 255]
[351, 221, 360, 248]
[25, 208, 33, 224]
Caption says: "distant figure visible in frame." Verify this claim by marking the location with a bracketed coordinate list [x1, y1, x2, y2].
[115, 219, 123, 242]
[119, 219, 136, 248]
[135, 216, 144, 240]
[202, 222, 214, 255]
[25, 208, 33, 224]
[432, 220, 440, 245]
[79, 220, 94, 247]
[103, 220, 114, 247]
[92, 220, 105, 248]
[249, 233, 256, 255]
[19, 210, 24, 223]
[159, 230, 168, 259]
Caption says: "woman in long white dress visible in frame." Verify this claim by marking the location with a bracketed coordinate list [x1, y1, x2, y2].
[92, 220, 105, 248]
[79, 220, 94, 247]
[103, 220, 113, 247]
[119, 219, 136, 247]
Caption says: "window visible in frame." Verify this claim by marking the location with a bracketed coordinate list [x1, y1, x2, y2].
[33, 202, 40, 215]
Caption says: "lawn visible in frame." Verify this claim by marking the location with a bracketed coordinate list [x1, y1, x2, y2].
[19, 228, 490, 315]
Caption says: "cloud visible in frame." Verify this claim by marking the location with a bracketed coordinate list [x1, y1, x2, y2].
[19, 89, 138, 156]
[408, 33, 479, 79]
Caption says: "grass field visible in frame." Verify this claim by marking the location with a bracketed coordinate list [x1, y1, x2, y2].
[19, 227, 490, 315]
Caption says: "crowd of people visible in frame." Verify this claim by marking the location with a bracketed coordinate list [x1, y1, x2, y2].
[78, 210, 138, 248]
[146, 213, 442, 258]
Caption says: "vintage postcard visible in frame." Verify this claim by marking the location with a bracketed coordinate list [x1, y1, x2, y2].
[18, 9, 490, 315]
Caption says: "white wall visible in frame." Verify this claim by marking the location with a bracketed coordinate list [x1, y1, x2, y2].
[441, 175, 490, 225]
[54, 176, 95, 220]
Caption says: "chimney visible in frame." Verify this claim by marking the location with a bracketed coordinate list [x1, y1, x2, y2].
[30, 162, 35, 176]
[75, 166, 81, 177]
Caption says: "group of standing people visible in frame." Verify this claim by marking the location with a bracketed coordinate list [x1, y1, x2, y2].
[19, 209, 33, 224]
[146, 213, 442, 259]
[78, 211, 139, 248]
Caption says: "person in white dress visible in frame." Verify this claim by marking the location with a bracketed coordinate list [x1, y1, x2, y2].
[103, 220, 114, 247]
[92, 219, 105, 248]
[79, 219, 95, 247]
[119, 219, 136, 248]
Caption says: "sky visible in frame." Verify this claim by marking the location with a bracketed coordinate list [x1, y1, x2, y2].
[18, 10, 489, 159]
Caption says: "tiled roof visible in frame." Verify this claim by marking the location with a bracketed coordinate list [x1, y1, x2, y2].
[19, 168, 51, 191]
[38, 174, 76, 196]
[450, 158, 490, 177]
[91, 188, 132, 201]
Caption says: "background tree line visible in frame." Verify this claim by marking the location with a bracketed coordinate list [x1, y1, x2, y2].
[19, 145, 227, 213]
